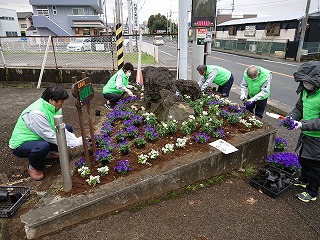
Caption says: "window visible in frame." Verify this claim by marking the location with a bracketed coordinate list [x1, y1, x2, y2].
[0, 16, 14, 20]
[52, 6, 57, 15]
[21, 24, 27, 28]
[6, 31, 18, 36]
[75, 28, 80, 34]
[228, 26, 237, 36]
[72, 8, 85, 15]
[266, 23, 280, 36]
[37, 6, 49, 17]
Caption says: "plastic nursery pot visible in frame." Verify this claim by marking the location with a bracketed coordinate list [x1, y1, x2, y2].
[135, 144, 145, 149]
[120, 150, 129, 156]
[274, 148, 285, 153]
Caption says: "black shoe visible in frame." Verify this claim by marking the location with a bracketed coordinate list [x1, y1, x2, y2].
[293, 178, 308, 189]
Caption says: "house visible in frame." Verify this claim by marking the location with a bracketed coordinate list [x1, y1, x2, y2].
[29, 0, 105, 36]
[17, 12, 33, 36]
[0, 8, 21, 37]
[216, 10, 320, 43]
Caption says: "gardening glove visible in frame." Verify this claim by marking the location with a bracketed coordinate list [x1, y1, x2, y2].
[127, 84, 134, 89]
[126, 89, 134, 96]
[240, 94, 247, 101]
[69, 137, 83, 148]
[293, 120, 302, 130]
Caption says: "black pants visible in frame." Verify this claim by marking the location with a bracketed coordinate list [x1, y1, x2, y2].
[12, 124, 73, 170]
[245, 98, 268, 119]
[103, 93, 123, 108]
[217, 74, 234, 98]
[298, 154, 320, 197]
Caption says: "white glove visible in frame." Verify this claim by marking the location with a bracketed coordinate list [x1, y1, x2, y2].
[240, 94, 247, 101]
[127, 84, 134, 89]
[248, 98, 256, 103]
[126, 89, 134, 96]
[293, 121, 302, 130]
[69, 137, 83, 148]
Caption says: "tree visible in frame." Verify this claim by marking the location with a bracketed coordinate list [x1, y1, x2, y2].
[147, 13, 167, 34]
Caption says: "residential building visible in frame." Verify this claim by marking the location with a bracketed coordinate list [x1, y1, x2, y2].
[17, 12, 33, 36]
[29, 0, 105, 36]
[0, 8, 21, 37]
[216, 11, 320, 43]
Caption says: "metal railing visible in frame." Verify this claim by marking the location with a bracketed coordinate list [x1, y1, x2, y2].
[214, 38, 287, 57]
[0, 34, 178, 70]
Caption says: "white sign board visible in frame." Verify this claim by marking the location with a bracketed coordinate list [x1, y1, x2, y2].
[133, 2, 139, 31]
[209, 139, 238, 154]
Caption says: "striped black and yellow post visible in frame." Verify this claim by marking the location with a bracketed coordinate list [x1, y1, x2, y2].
[116, 23, 124, 70]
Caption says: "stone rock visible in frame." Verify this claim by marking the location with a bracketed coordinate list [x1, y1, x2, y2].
[168, 102, 194, 127]
[175, 79, 202, 101]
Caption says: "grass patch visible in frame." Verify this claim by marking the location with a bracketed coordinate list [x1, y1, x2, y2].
[124, 52, 156, 64]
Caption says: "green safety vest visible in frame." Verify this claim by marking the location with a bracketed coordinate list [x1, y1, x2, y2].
[103, 70, 129, 95]
[205, 65, 231, 86]
[244, 66, 271, 100]
[302, 89, 320, 138]
[9, 98, 61, 149]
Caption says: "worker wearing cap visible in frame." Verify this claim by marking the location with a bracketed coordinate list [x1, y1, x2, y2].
[196, 64, 234, 97]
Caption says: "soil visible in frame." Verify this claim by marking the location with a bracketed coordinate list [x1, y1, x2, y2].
[0, 86, 258, 239]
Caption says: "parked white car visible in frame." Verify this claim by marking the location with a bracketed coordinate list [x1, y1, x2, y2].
[153, 36, 164, 46]
[67, 38, 91, 52]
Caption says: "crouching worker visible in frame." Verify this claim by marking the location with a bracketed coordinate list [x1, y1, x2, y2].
[9, 85, 83, 181]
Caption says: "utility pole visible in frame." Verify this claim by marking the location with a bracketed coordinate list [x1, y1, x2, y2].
[296, 0, 311, 62]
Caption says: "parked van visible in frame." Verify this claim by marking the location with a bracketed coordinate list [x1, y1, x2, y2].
[153, 36, 164, 46]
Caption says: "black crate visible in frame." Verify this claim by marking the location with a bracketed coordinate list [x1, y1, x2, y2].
[249, 168, 293, 198]
[0, 186, 31, 218]
[266, 164, 300, 178]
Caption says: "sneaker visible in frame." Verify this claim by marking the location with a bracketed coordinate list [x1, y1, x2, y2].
[27, 165, 44, 181]
[104, 103, 113, 110]
[293, 178, 308, 188]
[296, 192, 317, 202]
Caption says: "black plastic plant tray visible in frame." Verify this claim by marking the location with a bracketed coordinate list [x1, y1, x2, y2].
[0, 186, 31, 218]
[249, 168, 294, 199]
[266, 164, 300, 178]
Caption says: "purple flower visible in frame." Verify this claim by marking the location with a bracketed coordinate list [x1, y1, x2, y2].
[243, 100, 254, 107]
[274, 137, 288, 149]
[193, 132, 210, 143]
[144, 124, 159, 141]
[75, 157, 86, 168]
[265, 152, 301, 171]
[213, 128, 225, 138]
[114, 160, 132, 174]
[280, 116, 298, 130]
[95, 149, 113, 163]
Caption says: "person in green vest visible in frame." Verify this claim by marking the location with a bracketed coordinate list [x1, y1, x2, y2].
[9, 85, 83, 181]
[289, 61, 320, 202]
[197, 64, 234, 97]
[103, 62, 135, 110]
[240, 65, 272, 118]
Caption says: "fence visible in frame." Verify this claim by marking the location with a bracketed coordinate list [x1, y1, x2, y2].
[0, 34, 177, 70]
[214, 38, 287, 57]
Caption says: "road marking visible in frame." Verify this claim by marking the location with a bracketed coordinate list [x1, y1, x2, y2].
[209, 55, 293, 78]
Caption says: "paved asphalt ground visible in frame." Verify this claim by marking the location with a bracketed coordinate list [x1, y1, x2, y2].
[2, 54, 320, 239]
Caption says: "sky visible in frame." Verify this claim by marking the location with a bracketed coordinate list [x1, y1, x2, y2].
[1, 0, 319, 24]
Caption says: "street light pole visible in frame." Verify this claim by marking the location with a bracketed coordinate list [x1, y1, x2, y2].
[296, 0, 311, 62]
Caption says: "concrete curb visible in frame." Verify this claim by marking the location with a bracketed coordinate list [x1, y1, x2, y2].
[20, 125, 275, 239]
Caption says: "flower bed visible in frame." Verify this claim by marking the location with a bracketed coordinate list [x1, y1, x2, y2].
[65, 88, 265, 196]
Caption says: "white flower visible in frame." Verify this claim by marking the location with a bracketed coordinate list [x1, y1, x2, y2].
[86, 175, 100, 186]
[176, 137, 188, 148]
[148, 149, 159, 159]
[138, 154, 149, 164]
[131, 105, 138, 111]
[78, 166, 91, 177]
[97, 166, 109, 175]
[188, 115, 195, 120]
[141, 106, 145, 111]
[202, 111, 208, 116]
[162, 143, 174, 154]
